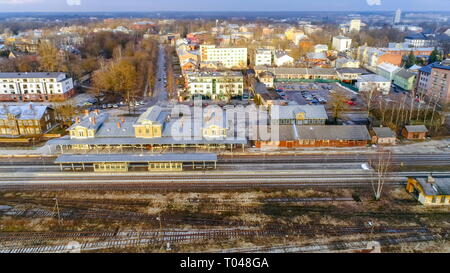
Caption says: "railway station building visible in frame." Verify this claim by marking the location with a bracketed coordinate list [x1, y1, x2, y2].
[48, 105, 248, 154]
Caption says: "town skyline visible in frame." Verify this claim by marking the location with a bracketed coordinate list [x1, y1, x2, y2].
[1, 0, 450, 12]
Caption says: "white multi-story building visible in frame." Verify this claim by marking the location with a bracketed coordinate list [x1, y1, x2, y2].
[394, 9, 402, 24]
[186, 71, 244, 100]
[356, 74, 391, 95]
[254, 48, 273, 66]
[332, 36, 352, 52]
[200, 45, 247, 69]
[350, 19, 361, 33]
[0, 72, 75, 102]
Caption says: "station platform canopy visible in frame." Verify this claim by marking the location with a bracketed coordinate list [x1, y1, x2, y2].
[55, 153, 217, 164]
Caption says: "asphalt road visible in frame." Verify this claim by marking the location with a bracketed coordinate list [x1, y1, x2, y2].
[146, 44, 168, 106]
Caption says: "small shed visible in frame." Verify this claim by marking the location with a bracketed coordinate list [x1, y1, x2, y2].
[372, 127, 396, 145]
[402, 125, 428, 140]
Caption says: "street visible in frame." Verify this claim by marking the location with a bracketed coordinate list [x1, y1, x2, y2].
[142, 44, 169, 108]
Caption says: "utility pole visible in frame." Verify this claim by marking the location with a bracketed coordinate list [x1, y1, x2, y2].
[53, 197, 63, 225]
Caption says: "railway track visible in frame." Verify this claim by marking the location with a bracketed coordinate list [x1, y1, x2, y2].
[1, 225, 447, 253]
[0, 181, 404, 191]
[0, 204, 247, 227]
[219, 234, 448, 253]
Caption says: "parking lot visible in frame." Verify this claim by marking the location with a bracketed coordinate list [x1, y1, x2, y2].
[274, 81, 362, 109]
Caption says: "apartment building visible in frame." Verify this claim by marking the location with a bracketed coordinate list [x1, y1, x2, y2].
[254, 48, 273, 66]
[404, 33, 436, 48]
[427, 61, 450, 105]
[340, 19, 361, 34]
[416, 60, 450, 106]
[185, 71, 244, 100]
[199, 45, 247, 69]
[0, 72, 75, 102]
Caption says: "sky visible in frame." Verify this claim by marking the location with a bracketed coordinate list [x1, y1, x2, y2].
[0, 0, 449, 12]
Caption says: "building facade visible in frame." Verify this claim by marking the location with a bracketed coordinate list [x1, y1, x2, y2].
[377, 62, 401, 82]
[200, 45, 247, 68]
[406, 176, 450, 206]
[0, 72, 75, 102]
[186, 71, 244, 100]
[254, 48, 273, 66]
[415, 60, 450, 106]
[356, 74, 391, 95]
[0, 104, 56, 137]
[393, 69, 417, 91]
[332, 36, 352, 52]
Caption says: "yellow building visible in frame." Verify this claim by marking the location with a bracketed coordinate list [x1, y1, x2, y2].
[406, 175, 450, 206]
[285, 28, 304, 41]
[133, 106, 168, 138]
[0, 104, 56, 137]
[68, 110, 109, 139]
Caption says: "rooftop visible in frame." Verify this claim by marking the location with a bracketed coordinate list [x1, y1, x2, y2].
[67, 111, 109, 132]
[0, 104, 49, 120]
[373, 127, 396, 138]
[296, 125, 371, 141]
[334, 35, 351, 40]
[272, 105, 328, 120]
[256, 66, 337, 76]
[0, 72, 66, 79]
[405, 125, 428, 133]
[378, 62, 401, 73]
[395, 68, 416, 80]
[358, 74, 390, 82]
[414, 176, 450, 196]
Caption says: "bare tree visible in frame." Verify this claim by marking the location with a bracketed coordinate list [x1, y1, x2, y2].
[369, 149, 393, 201]
[329, 91, 348, 124]
[360, 84, 381, 117]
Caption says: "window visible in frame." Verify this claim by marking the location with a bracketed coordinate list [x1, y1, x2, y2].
[432, 196, 437, 203]
[441, 196, 446, 203]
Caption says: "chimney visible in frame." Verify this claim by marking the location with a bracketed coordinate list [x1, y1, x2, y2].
[117, 122, 121, 129]
[95, 109, 100, 115]
[84, 109, 89, 117]
[92, 117, 96, 125]
[121, 117, 125, 123]
[76, 117, 80, 124]
[29, 104, 33, 110]
[427, 173, 435, 184]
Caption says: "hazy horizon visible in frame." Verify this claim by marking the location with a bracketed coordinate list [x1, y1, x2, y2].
[0, 0, 450, 13]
